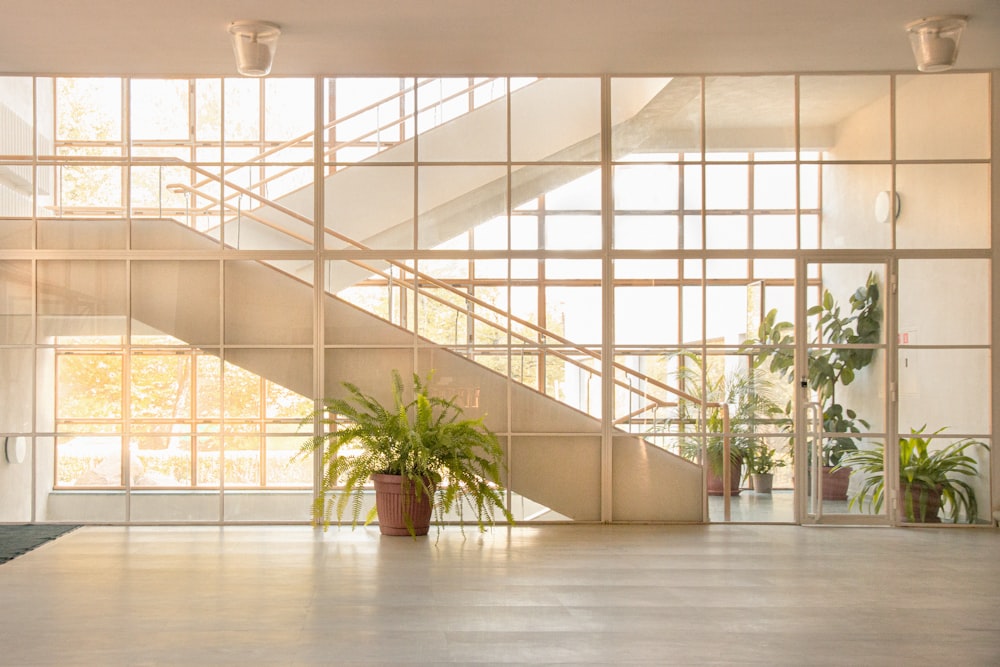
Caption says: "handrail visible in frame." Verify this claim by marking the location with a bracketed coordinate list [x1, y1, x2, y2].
[135, 76, 719, 463]
[806, 401, 823, 519]
[180, 77, 509, 223]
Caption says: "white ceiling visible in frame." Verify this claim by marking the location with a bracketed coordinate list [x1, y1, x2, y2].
[1, 0, 999, 77]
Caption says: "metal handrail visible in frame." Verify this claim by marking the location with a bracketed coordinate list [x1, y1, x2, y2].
[806, 401, 823, 518]
[179, 77, 510, 224]
[118, 77, 716, 459]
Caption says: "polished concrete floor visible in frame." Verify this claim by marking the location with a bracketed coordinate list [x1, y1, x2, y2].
[1, 524, 998, 665]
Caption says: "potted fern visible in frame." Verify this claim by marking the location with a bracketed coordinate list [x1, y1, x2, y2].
[300, 370, 512, 537]
[835, 426, 989, 523]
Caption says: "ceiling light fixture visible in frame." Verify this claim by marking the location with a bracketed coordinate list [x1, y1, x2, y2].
[905, 15, 967, 73]
[228, 20, 281, 77]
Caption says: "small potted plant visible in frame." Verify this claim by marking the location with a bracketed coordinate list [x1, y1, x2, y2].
[672, 355, 785, 497]
[746, 443, 787, 494]
[835, 426, 989, 523]
[300, 369, 512, 537]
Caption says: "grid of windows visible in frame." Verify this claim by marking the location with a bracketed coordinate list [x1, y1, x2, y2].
[0, 73, 990, 525]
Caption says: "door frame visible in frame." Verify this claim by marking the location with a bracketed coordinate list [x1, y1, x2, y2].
[794, 255, 897, 525]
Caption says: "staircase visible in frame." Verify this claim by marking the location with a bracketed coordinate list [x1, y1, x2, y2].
[51, 78, 707, 522]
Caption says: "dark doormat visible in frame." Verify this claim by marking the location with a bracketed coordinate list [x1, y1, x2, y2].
[0, 524, 80, 565]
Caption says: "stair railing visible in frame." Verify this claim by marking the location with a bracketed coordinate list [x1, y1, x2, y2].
[145, 76, 726, 476]
[172, 77, 510, 231]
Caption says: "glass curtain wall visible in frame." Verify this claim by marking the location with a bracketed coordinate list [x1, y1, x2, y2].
[0, 73, 991, 525]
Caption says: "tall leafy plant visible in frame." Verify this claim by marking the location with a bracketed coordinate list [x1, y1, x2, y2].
[743, 273, 882, 466]
[300, 370, 512, 534]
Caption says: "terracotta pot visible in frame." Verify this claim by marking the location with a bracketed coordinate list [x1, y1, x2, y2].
[372, 473, 435, 536]
[821, 465, 851, 501]
[751, 472, 774, 494]
[898, 483, 943, 523]
[706, 461, 743, 496]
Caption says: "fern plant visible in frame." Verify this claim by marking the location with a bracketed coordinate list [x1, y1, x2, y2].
[836, 426, 988, 523]
[300, 369, 512, 535]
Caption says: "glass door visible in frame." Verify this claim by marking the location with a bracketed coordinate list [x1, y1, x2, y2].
[798, 260, 890, 524]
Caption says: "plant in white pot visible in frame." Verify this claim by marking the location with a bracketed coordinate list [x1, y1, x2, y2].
[300, 370, 512, 537]
[746, 443, 787, 494]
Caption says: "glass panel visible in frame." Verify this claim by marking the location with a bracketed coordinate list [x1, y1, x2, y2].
[898, 349, 990, 436]
[219, 167, 314, 250]
[0, 260, 32, 344]
[705, 164, 748, 208]
[0, 219, 33, 248]
[508, 435, 599, 521]
[0, 77, 35, 158]
[57, 434, 123, 487]
[417, 78, 506, 162]
[472, 215, 508, 252]
[130, 79, 190, 146]
[326, 165, 414, 251]
[896, 73, 990, 160]
[799, 75, 890, 160]
[612, 77, 700, 160]
[753, 164, 796, 209]
[324, 348, 415, 398]
[416, 345, 510, 434]
[224, 349, 312, 406]
[327, 77, 415, 163]
[56, 78, 122, 144]
[327, 259, 416, 341]
[55, 164, 125, 216]
[264, 78, 314, 149]
[130, 354, 193, 420]
[417, 165, 506, 249]
[898, 259, 989, 346]
[196, 433, 221, 486]
[805, 264, 887, 518]
[223, 78, 260, 151]
[0, 349, 32, 431]
[37, 260, 127, 339]
[895, 164, 989, 249]
[615, 285, 678, 346]
[132, 260, 220, 346]
[131, 435, 192, 487]
[705, 77, 795, 159]
[511, 78, 599, 162]
[37, 218, 126, 249]
[615, 164, 680, 211]
[820, 164, 892, 249]
[753, 215, 796, 249]
[196, 353, 222, 420]
[265, 436, 311, 487]
[224, 432, 261, 487]
[195, 79, 221, 143]
[224, 260, 313, 345]
[706, 215, 747, 249]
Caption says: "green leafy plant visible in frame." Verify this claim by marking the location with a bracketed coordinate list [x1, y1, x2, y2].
[746, 444, 787, 475]
[836, 426, 989, 523]
[744, 273, 882, 466]
[671, 354, 786, 481]
[299, 370, 512, 535]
